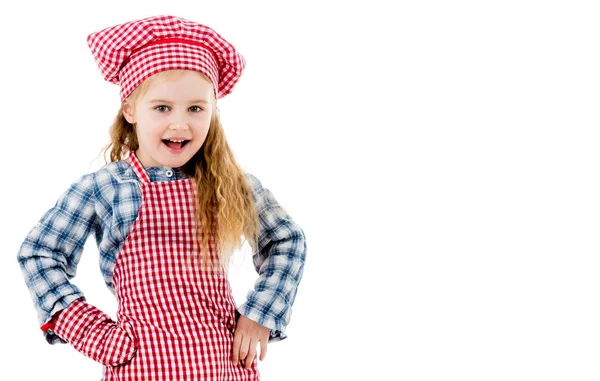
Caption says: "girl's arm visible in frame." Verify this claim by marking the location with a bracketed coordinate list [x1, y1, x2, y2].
[238, 173, 307, 342]
[17, 172, 99, 343]
[17, 172, 137, 365]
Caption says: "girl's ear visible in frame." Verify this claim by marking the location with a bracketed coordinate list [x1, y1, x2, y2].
[122, 101, 136, 124]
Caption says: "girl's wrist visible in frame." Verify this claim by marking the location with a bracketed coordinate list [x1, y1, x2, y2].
[40, 310, 63, 332]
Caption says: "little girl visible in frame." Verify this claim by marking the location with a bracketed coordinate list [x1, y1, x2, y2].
[17, 15, 306, 381]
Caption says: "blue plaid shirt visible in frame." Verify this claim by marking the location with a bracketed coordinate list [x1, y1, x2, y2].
[17, 160, 306, 344]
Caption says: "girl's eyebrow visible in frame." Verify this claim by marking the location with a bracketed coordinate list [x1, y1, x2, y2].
[148, 99, 209, 104]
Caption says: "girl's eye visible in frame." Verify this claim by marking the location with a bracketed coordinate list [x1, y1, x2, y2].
[155, 105, 203, 112]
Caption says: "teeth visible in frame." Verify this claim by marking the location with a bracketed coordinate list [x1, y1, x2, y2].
[166, 139, 185, 142]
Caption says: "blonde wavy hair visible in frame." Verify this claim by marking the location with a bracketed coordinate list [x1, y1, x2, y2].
[102, 70, 259, 272]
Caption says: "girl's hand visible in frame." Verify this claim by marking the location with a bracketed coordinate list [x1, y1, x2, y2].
[231, 315, 270, 369]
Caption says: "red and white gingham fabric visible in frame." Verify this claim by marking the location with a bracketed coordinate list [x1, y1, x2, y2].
[96, 151, 257, 380]
[87, 15, 246, 101]
[53, 298, 137, 366]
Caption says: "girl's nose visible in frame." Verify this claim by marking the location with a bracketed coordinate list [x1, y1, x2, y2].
[169, 124, 188, 130]
[169, 119, 190, 130]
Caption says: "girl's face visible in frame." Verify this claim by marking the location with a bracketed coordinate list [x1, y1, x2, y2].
[122, 70, 214, 168]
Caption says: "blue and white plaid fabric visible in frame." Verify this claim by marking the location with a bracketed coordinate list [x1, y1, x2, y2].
[17, 161, 306, 344]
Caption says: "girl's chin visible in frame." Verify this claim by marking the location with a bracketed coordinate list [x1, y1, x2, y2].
[137, 144, 199, 168]
[159, 150, 197, 168]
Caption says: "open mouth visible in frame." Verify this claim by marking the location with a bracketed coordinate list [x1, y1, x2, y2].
[162, 139, 190, 149]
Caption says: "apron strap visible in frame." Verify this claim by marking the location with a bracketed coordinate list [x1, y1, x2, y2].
[128, 151, 151, 184]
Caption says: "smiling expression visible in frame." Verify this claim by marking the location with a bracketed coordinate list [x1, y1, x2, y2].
[122, 70, 215, 168]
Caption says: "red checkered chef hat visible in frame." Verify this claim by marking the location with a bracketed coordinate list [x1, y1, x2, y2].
[87, 15, 246, 102]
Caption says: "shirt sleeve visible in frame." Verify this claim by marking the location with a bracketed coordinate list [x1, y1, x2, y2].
[17, 172, 99, 344]
[237, 173, 307, 343]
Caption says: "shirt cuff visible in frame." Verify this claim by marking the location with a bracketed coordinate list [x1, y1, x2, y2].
[40, 294, 85, 344]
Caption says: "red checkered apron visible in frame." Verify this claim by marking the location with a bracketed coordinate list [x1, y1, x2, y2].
[105, 151, 260, 380]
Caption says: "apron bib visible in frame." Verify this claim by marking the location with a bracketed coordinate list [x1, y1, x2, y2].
[106, 152, 259, 381]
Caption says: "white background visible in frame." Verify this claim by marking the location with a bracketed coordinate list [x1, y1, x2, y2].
[1, 0, 599, 380]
